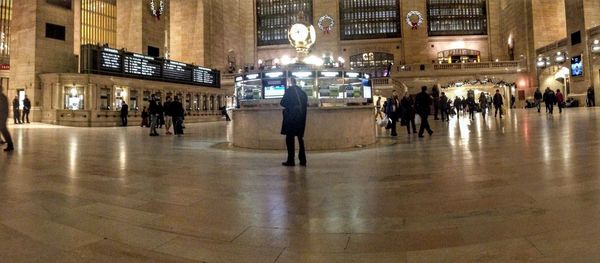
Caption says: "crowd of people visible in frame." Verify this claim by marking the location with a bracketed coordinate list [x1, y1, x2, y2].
[138, 94, 186, 137]
[379, 86, 507, 137]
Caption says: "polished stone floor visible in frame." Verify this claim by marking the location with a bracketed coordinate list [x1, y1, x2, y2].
[1, 108, 600, 262]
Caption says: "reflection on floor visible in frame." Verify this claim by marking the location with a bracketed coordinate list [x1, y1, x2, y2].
[1, 108, 600, 262]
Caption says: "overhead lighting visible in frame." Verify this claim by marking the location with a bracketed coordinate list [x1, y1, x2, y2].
[280, 55, 292, 65]
[265, 71, 284, 78]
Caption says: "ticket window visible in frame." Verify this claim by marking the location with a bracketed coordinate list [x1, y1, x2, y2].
[210, 96, 215, 111]
[100, 88, 111, 110]
[64, 87, 85, 110]
[193, 94, 200, 111]
[203, 95, 208, 111]
[143, 90, 150, 103]
[129, 90, 139, 111]
[115, 87, 126, 110]
[185, 94, 192, 111]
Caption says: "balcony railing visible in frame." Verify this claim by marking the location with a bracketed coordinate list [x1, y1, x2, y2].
[536, 38, 568, 55]
[393, 60, 526, 77]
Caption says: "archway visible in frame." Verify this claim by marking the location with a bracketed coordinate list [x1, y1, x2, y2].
[538, 65, 570, 97]
[437, 49, 481, 64]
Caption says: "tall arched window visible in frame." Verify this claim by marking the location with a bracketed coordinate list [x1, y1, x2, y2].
[339, 0, 401, 40]
[256, 0, 313, 46]
[427, 0, 487, 36]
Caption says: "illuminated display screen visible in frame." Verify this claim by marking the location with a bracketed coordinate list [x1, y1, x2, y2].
[81, 44, 220, 88]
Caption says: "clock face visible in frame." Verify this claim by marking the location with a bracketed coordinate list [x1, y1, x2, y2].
[290, 24, 309, 41]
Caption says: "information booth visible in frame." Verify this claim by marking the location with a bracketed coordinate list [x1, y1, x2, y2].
[232, 63, 376, 151]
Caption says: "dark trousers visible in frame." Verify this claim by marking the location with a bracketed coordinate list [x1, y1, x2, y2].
[547, 103, 554, 114]
[389, 115, 398, 136]
[121, 115, 128, 126]
[21, 111, 29, 123]
[558, 103, 563, 113]
[440, 108, 448, 121]
[13, 110, 20, 124]
[589, 98, 595, 107]
[481, 107, 487, 119]
[469, 109, 475, 120]
[418, 113, 432, 136]
[286, 135, 306, 164]
[433, 99, 439, 119]
[0, 121, 12, 147]
[495, 106, 502, 118]
[174, 117, 184, 135]
[406, 117, 416, 134]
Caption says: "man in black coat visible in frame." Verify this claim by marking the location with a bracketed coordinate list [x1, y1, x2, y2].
[0, 90, 13, 152]
[171, 96, 185, 136]
[414, 86, 433, 138]
[281, 78, 308, 167]
[543, 88, 556, 114]
[431, 86, 440, 120]
[493, 89, 504, 118]
[588, 87, 595, 107]
[534, 88, 543, 113]
[22, 95, 31, 124]
[12, 95, 20, 124]
[148, 94, 159, 136]
[385, 90, 401, 136]
[120, 101, 129, 126]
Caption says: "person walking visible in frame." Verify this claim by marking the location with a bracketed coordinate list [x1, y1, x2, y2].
[534, 88, 543, 113]
[0, 90, 13, 152]
[454, 96, 462, 119]
[556, 89, 565, 114]
[415, 86, 433, 138]
[141, 106, 149, 127]
[280, 78, 308, 167]
[401, 92, 417, 134]
[385, 90, 401, 137]
[432, 86, 440, 120]
[544, 88, 556, 114]
[120, 101, 129, 126]
[171, 96, 185, 136]
[157, 101, 165, 129]
[221, 106, 231, 121]
[493, 89, 504, 119]
[163, 96, 173, 134]
[148, 94, 159, 136]
[439, 92, 449, 122]
[466, 95, 476, 120]
[587, 87, 595, 107]
[12, 95, 20, 124]
[374, 96, 384, 120]
[479, 92, 488, 120]
[22, 95, 31, 124]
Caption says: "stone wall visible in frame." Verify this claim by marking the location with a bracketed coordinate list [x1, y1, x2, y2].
[532, 0, 567, 49]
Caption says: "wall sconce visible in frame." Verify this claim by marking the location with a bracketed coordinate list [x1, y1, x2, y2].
[592, 39, 600, 53]
[536, 57, 547, 68]
[554, 51, 566, 63]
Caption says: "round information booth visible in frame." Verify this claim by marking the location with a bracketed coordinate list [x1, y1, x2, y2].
[232, 64, 376, 151]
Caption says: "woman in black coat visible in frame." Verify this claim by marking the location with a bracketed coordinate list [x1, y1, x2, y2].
[401, 92, 417, 134]
[280, 78, 308, 167]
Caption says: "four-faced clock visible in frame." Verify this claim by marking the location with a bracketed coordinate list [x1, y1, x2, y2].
[289, 24, 309, 42]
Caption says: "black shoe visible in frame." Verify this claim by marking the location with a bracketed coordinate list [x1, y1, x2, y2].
[282, 162, 295, 167]
[150, 134, 158, 137]
[4, 147, 13, 152]
[428, 130, 434, 136]
[418, 135, 424, 138]
[299, 162, 307, 167]
[391, 133, 398, 137]
[0, 141, 4, 145]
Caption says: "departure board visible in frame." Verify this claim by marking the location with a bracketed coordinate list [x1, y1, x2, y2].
[80, 44, 221, 88]
[193, 67, 219, 87]
[123, 54, 161, 78]
[99, 48, 121, 72]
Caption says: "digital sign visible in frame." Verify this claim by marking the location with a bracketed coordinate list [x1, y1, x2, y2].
[81, 44, 220, 88]
[571, 55, 583, 77]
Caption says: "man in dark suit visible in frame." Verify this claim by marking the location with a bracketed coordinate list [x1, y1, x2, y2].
[22, 95, 31, 124]
[385, 90, 401, 136]
[0, 89, 13, 152]
[120, 101, 129, 126]
[493, 89, 504, 118]
[415, 86, 433, 138]
[281, 78, 308, 167]
[12, 95, 21, 124]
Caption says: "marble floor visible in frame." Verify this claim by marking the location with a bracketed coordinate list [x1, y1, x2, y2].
[1, 108, 600, 262]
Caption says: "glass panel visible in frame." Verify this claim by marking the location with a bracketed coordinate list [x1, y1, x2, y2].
[427, 0, 487, 36]
[340, 0, 401, 40]
[64, 87, 85, 110]
[256, 0, 313, 46]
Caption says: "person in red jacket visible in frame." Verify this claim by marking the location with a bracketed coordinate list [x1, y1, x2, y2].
[556, 89, 565, 114]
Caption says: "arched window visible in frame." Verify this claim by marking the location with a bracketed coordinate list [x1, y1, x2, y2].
[339, 0, 401, 40]
[256, 0, 313, 46]
[427, 0, 487, 36]
[350, 52, 394, 77]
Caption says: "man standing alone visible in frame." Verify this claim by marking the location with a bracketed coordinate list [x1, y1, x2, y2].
[120, 101, 129, 126]
[0, 90, 13, 152]
[22, 95, 31, 124]
[493, 89, 504, 119]
[148, 94, 159, 136]
[415, 86, 433, 138]
[281, 78, 308, 167]
[12, 95, 20, 124]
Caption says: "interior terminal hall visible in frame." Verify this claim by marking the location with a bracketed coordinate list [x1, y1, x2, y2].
[1, 0, 600, 262]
